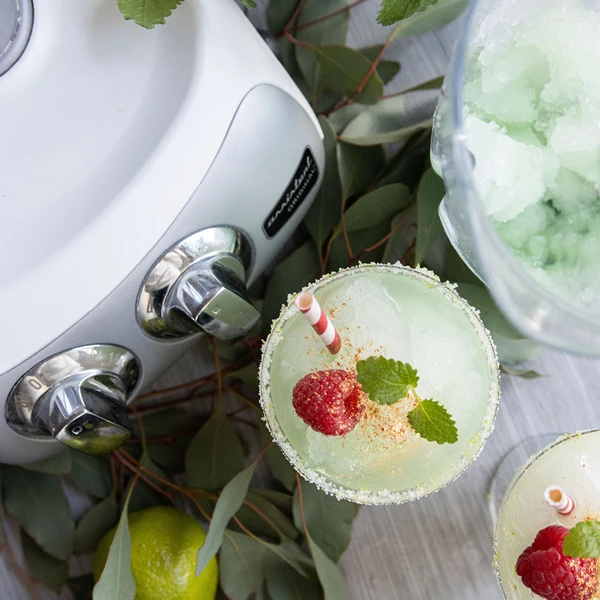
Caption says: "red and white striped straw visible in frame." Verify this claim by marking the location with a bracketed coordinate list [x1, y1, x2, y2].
[544, 485, 575, 515]
[294, 291, 342, 355]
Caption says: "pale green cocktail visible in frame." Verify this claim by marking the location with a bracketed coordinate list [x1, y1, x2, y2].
[494, 430, 600, 599]
[463, 0, 600, 309]
[259, 264, 500, 504]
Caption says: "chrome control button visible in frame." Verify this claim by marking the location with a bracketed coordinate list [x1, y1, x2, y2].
[6, 345, 139, 454]
[138, 227, 258, 341]
[0, 0, 34, 77]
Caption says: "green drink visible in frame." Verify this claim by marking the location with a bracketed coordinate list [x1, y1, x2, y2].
[494, 431, 600, 599]
[463, 0, 600, 309]
[259, 264, 500, 504]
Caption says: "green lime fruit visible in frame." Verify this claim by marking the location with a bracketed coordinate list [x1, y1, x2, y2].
[94, 505, 218, 600]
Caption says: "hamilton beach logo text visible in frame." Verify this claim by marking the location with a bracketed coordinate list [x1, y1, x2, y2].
[263, 148, 319, 238]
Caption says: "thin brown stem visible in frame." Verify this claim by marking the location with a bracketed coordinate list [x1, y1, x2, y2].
[228, 415, 259, 430]
[294, 0, 368, 32]
[349, 207, 412, 266]
[134, 388, 215, 415]
[340, 198, 354, 260]
[283, 30, 312, 48]
[129, 404, 146, 453]
[294, 471, 311, 540]
[0, 542, 43, 600]
[282, 0, 308, 34]
[224, 386, 261, 415]
[135, 375, 214, 402]
[110, 455, 118, 498]
[114, 451, 176, 505]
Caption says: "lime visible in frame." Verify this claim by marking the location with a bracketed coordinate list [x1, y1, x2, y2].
[94, 506, 218, 600]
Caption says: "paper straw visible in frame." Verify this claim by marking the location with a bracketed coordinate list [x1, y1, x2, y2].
[544, 485, 575, 515]
[294, 291, 342, 355]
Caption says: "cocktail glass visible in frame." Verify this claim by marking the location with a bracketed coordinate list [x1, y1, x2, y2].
[259, 263, 500, 504]
[494, 429, 600, 598]
[431, 0, 600, 355]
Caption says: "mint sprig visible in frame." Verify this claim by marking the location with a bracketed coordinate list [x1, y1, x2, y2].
[356, 356, 418, 405]
[407, 400, 458, 445]
[356, 356, 458, 444]
[563, 520, 600, 558]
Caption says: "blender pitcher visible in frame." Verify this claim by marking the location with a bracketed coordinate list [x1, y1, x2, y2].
[431, 0, 600, 355]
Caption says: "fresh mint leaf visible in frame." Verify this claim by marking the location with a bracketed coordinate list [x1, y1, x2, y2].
[238, 0, 257, 7]
[356, 356, 419, 405]
[407, 399, 458, 444]
[564, 520, 600, 558]
[117, 0, 181, 29]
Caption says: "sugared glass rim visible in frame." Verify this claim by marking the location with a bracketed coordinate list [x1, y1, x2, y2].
[493, 428, 600, 599]
[259, 263, 501, 505]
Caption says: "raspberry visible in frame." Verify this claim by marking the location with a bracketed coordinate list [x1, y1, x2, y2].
[516, 525, 599, 600]
[292, 370, 367, 436]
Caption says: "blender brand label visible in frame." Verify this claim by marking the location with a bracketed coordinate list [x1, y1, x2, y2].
[263, 148, 319, 238]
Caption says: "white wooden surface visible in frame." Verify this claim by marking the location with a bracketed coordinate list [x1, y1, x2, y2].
[4, 2, 599, 599]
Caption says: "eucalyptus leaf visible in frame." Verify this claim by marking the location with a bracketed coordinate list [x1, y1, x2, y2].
[337, 142, 385, 200]
[265, 555, 324, 600]
[455, 283, 541, 364]
[328, 184, 410, 265]
[443, 244, 481, 285]
[311, 45, 384, 105]
[382, 209, 415, 263]
[341, 95, 432, 146]
[267, 0, 299, 35]
[341, 183, 411, 233]
[92, 491, 135, 600]
[378, 128, 431, 189]
[402, 75, 445, 93]
[146, 436, 190, 476]
[308, 537, 350, 600]
[304, 116, 342, 250]
[21, 450, 72, 475]
[328, 224, 391, 270]
[500, 365, 545, 379]
[388, 0, 468, 38]
[292, 480, 355, 562]
[196, 461, 257, 576]
[493, 333, 542, 366]
[233, 490, 298, 541]
[185, 408, 245, 491]
[415, 168, 445, 264]
[133, 408, 197, 437]
[227, 363, 259, 392]
[295, 0, 349, 106]
[68, 451, 112, 499]
[263, 538, 316, 578]
[116, 0, 181, 29]
[127, 452, 169, 512]
[21, 531, 68, 593]
[73, 496, 119, 554]
[280, 39, 308, 94]
[328, 104, 364, 134]
[68, 575, 94, 600]
[3, 467, 73, 560]
[456, 283, 529, 341]
[261, 241, 322, 330]
[250, 489, 294, 516]
[220, 530, 266, 600]
[380, 0, 439, 25]
[259, 422, 296, 492]
[359, 45, 401, 84]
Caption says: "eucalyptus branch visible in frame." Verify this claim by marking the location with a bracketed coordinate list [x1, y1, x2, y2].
[293, 0, 369, 32]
